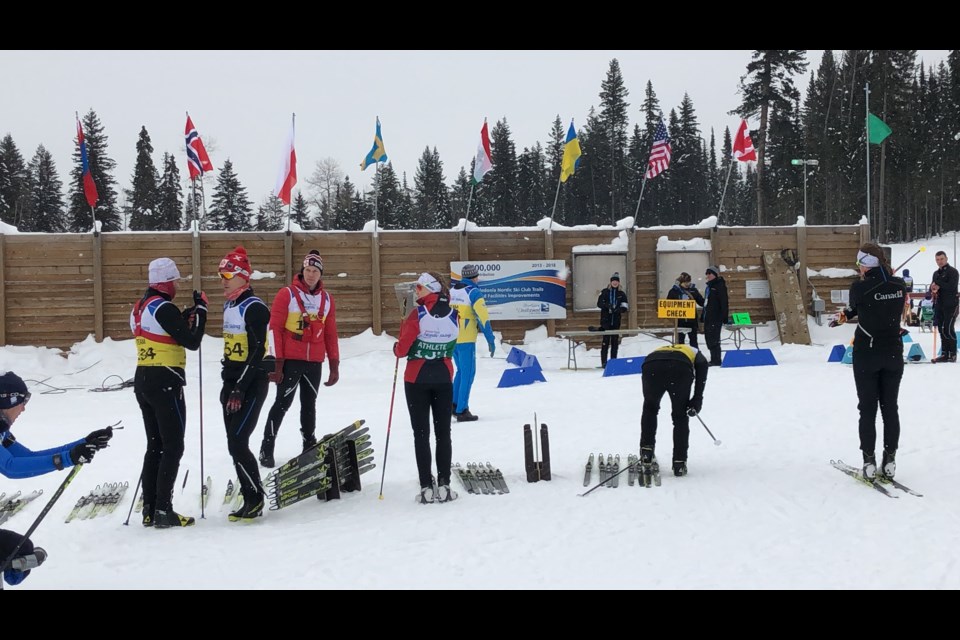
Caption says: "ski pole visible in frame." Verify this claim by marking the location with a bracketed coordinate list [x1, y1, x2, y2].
[198, 338, 206, 519]
[377, 355, 401, 500]
[123, 474, 142, 526]
[579, 459, 637, 497]
[0, 464, 83, 578]
[687, 409, 721, 446]
[892, 246, 925, 274]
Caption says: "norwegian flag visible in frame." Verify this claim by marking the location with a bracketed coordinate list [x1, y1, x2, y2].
[645, 117, 672, 180]
[185, 114, 213, 180]
[733, 119, 757, 162]
[77, 117, 98, 207]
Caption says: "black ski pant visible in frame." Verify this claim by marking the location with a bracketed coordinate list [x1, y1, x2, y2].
[404, 381, 453, 489]
[0, 529, 35, 585]
[222, 375, 269, 502]
[136, 385, 187, 512]
[676, 323, 699, 350]
[704, 321, 723, 364]
[936, 303, 958, 355]
[263, 360, 322, 449]
[601, 334, 620, 365]
[640, 359, 693, 462]
[852, 347, 903, 454]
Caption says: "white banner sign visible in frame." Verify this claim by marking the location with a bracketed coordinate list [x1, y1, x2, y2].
[451, 260, 567, 320]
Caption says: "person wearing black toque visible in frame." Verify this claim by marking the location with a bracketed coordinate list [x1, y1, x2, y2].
[701, 266, 728, 366]
[597, 273, 629, 368]
[0, 371, 113, 587]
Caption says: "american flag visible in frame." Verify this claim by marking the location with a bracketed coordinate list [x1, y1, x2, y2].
[645, 117, 672, 179]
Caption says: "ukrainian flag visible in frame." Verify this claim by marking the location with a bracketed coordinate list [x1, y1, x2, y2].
[560, 120, 581, 183]
[360, 117, 388, 170]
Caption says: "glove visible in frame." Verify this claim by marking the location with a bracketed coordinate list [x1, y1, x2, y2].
[829, 311, 847, 328]
[488, 341, 496, 357]
[392, 342, 402, 358]
[324, 359, 340, 387]
[268, 359, 284, 384]
[687, 396, 702, 416]
[3, 568, 28, 586]
[226, 388, 244, 414]
[193, 290, 208, 310]
[70, 442, 98, 465]
[85, 427, 113, 450]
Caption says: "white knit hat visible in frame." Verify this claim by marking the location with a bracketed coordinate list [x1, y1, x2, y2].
[148, 258, 181, 284]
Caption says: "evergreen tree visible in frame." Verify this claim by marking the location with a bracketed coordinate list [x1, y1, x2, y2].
[734, 50, 808, 225]
[333, 177, 358, 230]
[670, 93, 710, 225]
[412, 147, 451, 229]
[126, 126, 161, 230]
[373, 162, 403, 228]
[763, 100, 804, 225]
[350, 191, 370, 230]
[68, 109, 121, 232]
[156, 153, 183, 231]
[21, 144, 65, 232]
[516, 143, 548, 224]
[633, 80, 667, 226]
[485, 119, 518, 226]
[208, 158, 252, 231]
[597, 58, 631, 223]
[255, 194, 286, 231]
[292, 191, 310, 229]
[450, 167, 472, 223]
[0, 134, 28, 225]
[395, 172, 414, 229]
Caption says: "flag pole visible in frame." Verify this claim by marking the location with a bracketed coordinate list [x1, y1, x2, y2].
[286, 113, 295, 234]
[633, 175, 648, 220]
[463, 182, 476, 232]
[548, 176, 562, 232]
[716, 160, 735, 224]
[865, 82, 871, 235]
[373, 161, 380, 233]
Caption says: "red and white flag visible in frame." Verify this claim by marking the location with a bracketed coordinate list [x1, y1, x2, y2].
[275, 116, 297, 205]
[185, 114, 214, 180]
[473, 119, 493, 184]
[733, 119, 757, 162]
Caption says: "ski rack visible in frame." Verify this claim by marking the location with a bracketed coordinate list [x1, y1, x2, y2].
[523, 422, 552, 482]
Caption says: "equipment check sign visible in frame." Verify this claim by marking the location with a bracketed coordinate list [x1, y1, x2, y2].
[657, 299, 696, 319]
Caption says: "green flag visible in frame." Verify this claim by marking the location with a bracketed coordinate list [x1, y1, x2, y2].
[868, 113, 892, 145]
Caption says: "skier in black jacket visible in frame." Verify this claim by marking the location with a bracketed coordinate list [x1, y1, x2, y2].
[830, 243, 907, 481]
[597, 273, 629, 367]
[701, 266, 728, 366]
[130, 257, 207, 529]
[930, 251, 959, 362]
[639, 344, 709, 477]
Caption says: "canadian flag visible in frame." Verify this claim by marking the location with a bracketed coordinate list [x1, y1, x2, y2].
[275, 117, 297, 205]
[733, 119, 757, 162]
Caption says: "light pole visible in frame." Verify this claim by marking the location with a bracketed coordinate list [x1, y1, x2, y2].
[791, 159, 819, 222]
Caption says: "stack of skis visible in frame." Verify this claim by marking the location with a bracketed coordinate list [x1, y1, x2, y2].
[265, 419, 373, 510]
[523, 421, 551, 482]
[453, 462, 510, 495]
[583, 453, 660, 489]
[0, 490, 44, 525]
[64, 482, 130, 522]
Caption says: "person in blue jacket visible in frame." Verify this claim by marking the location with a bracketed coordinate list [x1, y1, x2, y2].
[0, 371, 112, 587]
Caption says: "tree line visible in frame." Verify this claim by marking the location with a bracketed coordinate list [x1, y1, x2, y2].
[1, 51, 957, 241]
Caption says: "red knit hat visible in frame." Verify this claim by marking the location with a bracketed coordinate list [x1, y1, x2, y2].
[219, 246, 252, 281]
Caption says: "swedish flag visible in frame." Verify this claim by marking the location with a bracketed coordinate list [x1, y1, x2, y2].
[360, 117, 388, 170]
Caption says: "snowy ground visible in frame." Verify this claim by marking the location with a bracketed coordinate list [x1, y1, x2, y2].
[1, 236, 959, 589]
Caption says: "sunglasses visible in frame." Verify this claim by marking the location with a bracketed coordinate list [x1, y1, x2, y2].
[0, 391, 31, 406]
[219, 271, 241, 281]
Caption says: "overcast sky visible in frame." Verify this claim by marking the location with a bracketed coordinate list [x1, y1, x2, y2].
[1, 50, 950, 206]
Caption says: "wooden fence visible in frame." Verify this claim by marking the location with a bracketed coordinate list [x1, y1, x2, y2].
[0, 223, 868, 348]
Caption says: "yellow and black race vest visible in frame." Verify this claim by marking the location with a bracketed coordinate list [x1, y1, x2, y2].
[651, 343, 698, 365]
[284, 287, 331, 341]
[223, 296, 269, 362]
[130, 296, 186, 368]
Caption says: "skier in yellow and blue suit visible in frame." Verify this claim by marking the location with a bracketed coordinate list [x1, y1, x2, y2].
[448, 264, 496, 422]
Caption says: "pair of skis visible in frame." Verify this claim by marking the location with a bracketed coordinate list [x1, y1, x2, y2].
[0, 490, 44, 526]
[829, 460, 922, 498]
[454, 462, 510, 495]
[523, 418, 551, 482]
